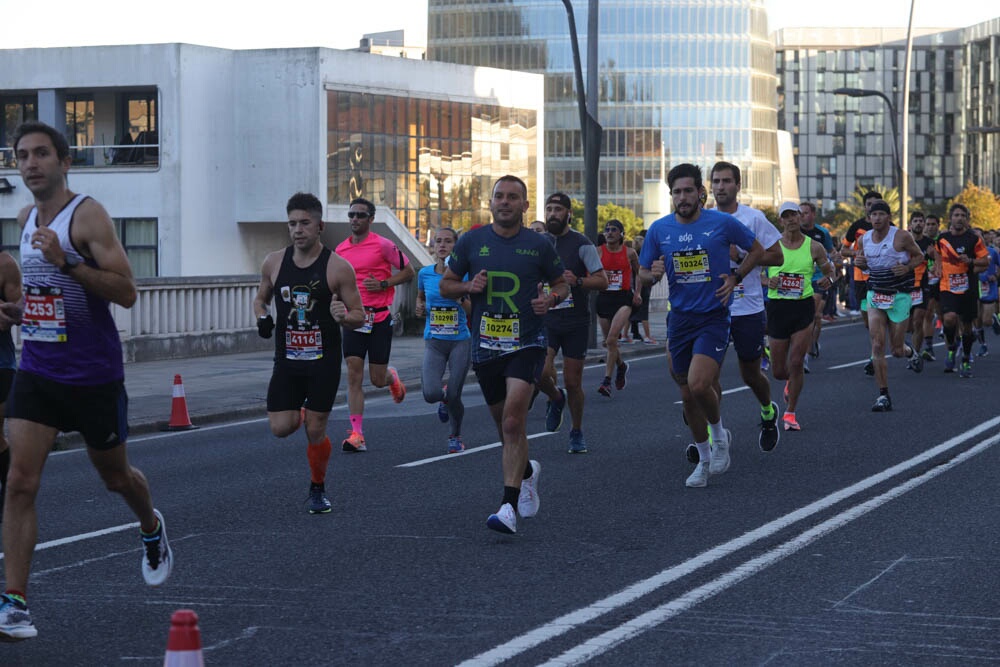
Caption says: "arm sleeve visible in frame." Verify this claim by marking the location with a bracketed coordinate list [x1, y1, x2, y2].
[579, 244, 604, 274]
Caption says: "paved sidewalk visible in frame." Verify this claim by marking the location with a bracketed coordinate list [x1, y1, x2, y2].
[117, 316, 670, 439]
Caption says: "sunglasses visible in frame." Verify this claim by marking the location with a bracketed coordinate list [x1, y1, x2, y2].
[347, 211, 370, 219]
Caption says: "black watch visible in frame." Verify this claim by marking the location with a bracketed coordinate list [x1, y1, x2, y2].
[575, 277, 584, 287]
[379, 279, 389, 289]
[59, 254, 82, 274]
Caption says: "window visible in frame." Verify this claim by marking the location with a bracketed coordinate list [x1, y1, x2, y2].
[2, 94, 38, 167]
[0, 219, 19, 264]
[113, 90, 158, 165]
[65, 94, 95, 166]
[114, 218, 158, 277]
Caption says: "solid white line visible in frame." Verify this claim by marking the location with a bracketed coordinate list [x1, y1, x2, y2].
[672, 385, 749, 405]
[828, 354, 890, 370]
[396, 431, 557, 468]
[0, 522, 139, 561]
[541, 428, 1000, 665]
[456, 414, 1000, 667]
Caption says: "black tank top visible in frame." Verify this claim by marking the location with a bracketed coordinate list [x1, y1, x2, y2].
[273, 246, 341, 363]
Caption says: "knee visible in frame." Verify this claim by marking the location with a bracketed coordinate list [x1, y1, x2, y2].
[4, 466, 42, 499]
[687, 376, 713, 397]
[871, 339, 886, 355]
[99, 468, 134, 495]
[500, 413, 523, 439]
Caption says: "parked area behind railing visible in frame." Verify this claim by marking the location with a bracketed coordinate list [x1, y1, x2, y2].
[10, 272, 664, 363]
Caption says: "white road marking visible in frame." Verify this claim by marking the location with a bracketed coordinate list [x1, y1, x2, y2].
[456, 415, 1000, 667]
[828, 354, 891, 370]
[539, 428, 1000, 666]
[397, 431, 557, 468]
[0, 522, 139, 560]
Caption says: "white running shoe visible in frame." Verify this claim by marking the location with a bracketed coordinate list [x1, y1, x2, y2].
[517, 460, 541, 518]
[141, 509, 174, 586]
[486, 503, 517, 534]
[709, 428, 732, 475]
[685, 461, 710, 488]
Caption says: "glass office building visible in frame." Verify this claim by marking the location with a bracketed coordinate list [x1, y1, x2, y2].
[428, 0, 781, 216]
[327, 90, 538, 233]
[775, 28, 965, 211]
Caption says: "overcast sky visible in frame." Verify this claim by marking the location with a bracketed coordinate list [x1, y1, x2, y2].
[3, 1, 996, 51]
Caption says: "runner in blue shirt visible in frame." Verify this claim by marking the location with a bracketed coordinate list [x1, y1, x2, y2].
[638, 163, 767, 489]
[416, 227, 472, 454]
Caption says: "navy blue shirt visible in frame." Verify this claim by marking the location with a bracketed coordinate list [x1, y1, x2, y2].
[448, 225, 564, 363]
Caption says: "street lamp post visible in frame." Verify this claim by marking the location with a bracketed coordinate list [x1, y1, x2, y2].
[562, 0, 602, 347]
[834, 87, 902, 190]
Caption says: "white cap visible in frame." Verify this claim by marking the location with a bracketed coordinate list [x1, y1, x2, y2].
[778, 201, 801, 216]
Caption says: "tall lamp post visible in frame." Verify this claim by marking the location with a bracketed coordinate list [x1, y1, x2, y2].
[562, 0, 602, 346]
[833, 87, 902, 190]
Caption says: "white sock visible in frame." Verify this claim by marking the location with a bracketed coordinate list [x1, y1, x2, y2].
[709, 419, 723, 442]
[695, 440, 711, 461]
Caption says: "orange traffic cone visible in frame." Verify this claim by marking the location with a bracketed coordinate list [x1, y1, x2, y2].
[162, 374, 198, 431]
[163, 609, 205, 667]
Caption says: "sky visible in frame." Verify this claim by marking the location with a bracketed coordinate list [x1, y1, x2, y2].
[3, 1, 997, 52]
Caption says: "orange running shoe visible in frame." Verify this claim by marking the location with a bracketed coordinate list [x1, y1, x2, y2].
[782, 413, 800, 431]
[388, 367, 406, 403]
[342, 431, 367, 452]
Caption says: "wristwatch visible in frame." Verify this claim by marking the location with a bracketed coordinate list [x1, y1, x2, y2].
[379, 279, 389, 289]
[575, 277, 584, 287]
[60, 254, 82, 274]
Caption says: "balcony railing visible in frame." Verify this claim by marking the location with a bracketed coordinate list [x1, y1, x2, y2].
[1, 137, 159, 169]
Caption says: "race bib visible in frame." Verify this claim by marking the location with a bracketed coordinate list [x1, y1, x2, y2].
[479, 312, 520, 352]
[22, 286, 67, 343]
[909, 288, 924, 306]
[606, 270, 624, 291]
[285, 328, 323, 361]
[732, 281, 745, 300]
[948, 273, 969, 294]
[357, 309, 376, 334]
[672, 250, 710, 284]
[429, 306, 460, 336]
[869, 290, 896, 310]
[544, 283, 574, 310]
[980, 280, 990, 298]
[776, 272, 804, 299]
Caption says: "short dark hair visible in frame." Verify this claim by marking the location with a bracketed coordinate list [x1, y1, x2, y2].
[710, 161, 740, 186]
[492, 175, 527, 198]
[862, 190, 884, 203]
[667, 163, 703, 190]
[909, 211, 925, 221]
[949, 203, 970, 217]
[286, 192, 323, 218]
[799, 201, 816, 214]
[925, 215, 940, 225]
[349, 197, 375, 217]
[13, 121, 70, 161]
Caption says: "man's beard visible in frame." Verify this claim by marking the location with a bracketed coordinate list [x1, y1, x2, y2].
[546, 217, 568, 235]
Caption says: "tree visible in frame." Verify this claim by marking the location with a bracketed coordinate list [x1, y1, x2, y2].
[947, 181, 1000, 231]
[569, 199, 645, 240]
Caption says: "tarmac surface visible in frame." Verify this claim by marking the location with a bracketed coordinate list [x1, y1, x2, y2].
[96, 309, 861, 445]
[114, 314, 676, 441]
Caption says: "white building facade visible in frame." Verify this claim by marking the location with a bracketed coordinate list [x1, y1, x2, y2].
[0, 44, 545, 278]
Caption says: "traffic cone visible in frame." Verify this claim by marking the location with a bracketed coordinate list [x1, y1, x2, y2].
[163, 609, 205, 667]
[162, 374, 198, 431]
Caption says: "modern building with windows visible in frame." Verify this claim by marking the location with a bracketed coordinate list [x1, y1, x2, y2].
[0, 44, 543, 277]
[427, 0, 782, 215]
[775, 16, 1000, 212]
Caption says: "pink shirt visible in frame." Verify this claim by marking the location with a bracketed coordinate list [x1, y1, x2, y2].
[335, 232, 410, 322]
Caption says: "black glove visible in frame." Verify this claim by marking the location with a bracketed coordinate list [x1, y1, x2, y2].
[257, 314, 274, 339]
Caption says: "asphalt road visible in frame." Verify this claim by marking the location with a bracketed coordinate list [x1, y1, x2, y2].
[3, 320, 999, 666]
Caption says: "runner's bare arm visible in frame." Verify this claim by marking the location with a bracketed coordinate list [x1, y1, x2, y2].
[60, 198, 136, 308]
[329, 255, 364, 329]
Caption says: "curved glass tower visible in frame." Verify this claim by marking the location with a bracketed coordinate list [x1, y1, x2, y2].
[428, 0, 779, 215]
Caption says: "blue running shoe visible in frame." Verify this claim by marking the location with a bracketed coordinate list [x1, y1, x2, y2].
[447, 435, 465, 453]
[307, 484, 332, 514]
[944, 349, 957, 373]
[546, 388, 566, 432]
[568, 429, 588, 454]
[437, 402, 449, 423]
